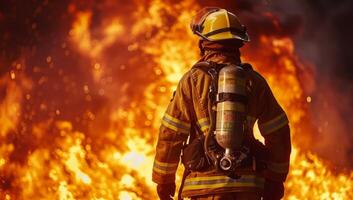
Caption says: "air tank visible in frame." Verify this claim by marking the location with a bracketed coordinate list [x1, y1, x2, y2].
[215, 64, 247, 171]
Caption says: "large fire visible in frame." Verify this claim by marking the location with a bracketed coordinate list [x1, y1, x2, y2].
[0, 1, 352, 200]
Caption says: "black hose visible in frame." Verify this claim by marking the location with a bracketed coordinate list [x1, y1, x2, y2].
[204, 71, 220, 170]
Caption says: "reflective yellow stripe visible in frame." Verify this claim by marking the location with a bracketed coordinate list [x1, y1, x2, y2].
[184, 175, 258, 182]
[197, 117, 210, 132]
[153, 160, 178, 175]
[164, 114, 190, 128]
[259, 113, 288, 135]
[267, 161, 289, 174]
[153, 167, 176, 175]
[183, 175, 264, 191]
[184, 182, 262, 190]
[162, 113, 190, 134]
[154, 160, 178, 168]
[162, 120, 186, 133]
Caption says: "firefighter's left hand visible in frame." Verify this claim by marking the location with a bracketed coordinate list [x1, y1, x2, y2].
[157, 183, 175, 200]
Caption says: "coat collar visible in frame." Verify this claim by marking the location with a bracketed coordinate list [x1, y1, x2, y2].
[199, 50, 241, 65]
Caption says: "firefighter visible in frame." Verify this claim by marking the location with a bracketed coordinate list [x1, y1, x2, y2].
[152, 7, 291, 200]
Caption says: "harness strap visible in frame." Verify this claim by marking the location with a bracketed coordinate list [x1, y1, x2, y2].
[217, 93, 248, 104]
[192, 61, 253, 76]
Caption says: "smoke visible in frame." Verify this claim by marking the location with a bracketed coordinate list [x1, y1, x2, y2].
[271, 0, 353, 169]
[267, 0, 353, 169]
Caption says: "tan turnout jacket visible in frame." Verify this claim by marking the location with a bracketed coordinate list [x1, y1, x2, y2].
[152, 51, 291, 198]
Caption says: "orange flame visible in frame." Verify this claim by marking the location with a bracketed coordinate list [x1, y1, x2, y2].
[0, 1, 352, 200]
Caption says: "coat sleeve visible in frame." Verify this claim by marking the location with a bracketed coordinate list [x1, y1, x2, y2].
[152, 73, 193, 184]
[257, 79, 292, 182]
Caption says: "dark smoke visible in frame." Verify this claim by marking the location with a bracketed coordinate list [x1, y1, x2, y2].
[199, 0, 353, 169]
[265, 0, 353, 169]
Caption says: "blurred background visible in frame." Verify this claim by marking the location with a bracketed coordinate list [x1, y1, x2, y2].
[0, 0, 352, 199]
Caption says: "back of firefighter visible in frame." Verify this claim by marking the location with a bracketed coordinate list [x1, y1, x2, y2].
[152, 7, 291, 200]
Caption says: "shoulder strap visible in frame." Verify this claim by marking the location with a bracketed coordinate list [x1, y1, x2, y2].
[190, 61, 219, 138]
[193, 61, 253, 74]
[190, 61, 253, 135]
[192, 61, 224, 100]
[240, 63, 253, 71]
[192, 61, 211, 74]
[192, 61, 225, 76]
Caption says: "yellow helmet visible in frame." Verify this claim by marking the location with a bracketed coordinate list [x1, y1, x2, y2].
[190, 7, 250, 42]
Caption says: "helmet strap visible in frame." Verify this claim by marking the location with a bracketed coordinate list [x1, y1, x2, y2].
[199, 40, 205, 56]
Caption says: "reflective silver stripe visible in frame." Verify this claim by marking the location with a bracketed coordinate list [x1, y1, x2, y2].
[183, 175, 264, 191]
[259, 113, 288, 135]
[162, 113, 190, 134]
[153, 160, 178, 175]
[267, 161, 289, 174]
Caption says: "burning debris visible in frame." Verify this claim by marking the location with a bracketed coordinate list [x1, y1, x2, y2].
[0, 0, 352, 199]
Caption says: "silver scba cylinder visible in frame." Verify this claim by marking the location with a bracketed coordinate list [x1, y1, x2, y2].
[215, 65, 247, 171]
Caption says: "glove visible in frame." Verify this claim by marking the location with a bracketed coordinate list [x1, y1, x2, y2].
[263, 180, 284, 200]
[157, 183, 175, 200]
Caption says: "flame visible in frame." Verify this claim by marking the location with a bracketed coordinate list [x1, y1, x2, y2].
[0, 1, 352, 200]
[70, 11, 124, 59]
[0, 71, 32, 138]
